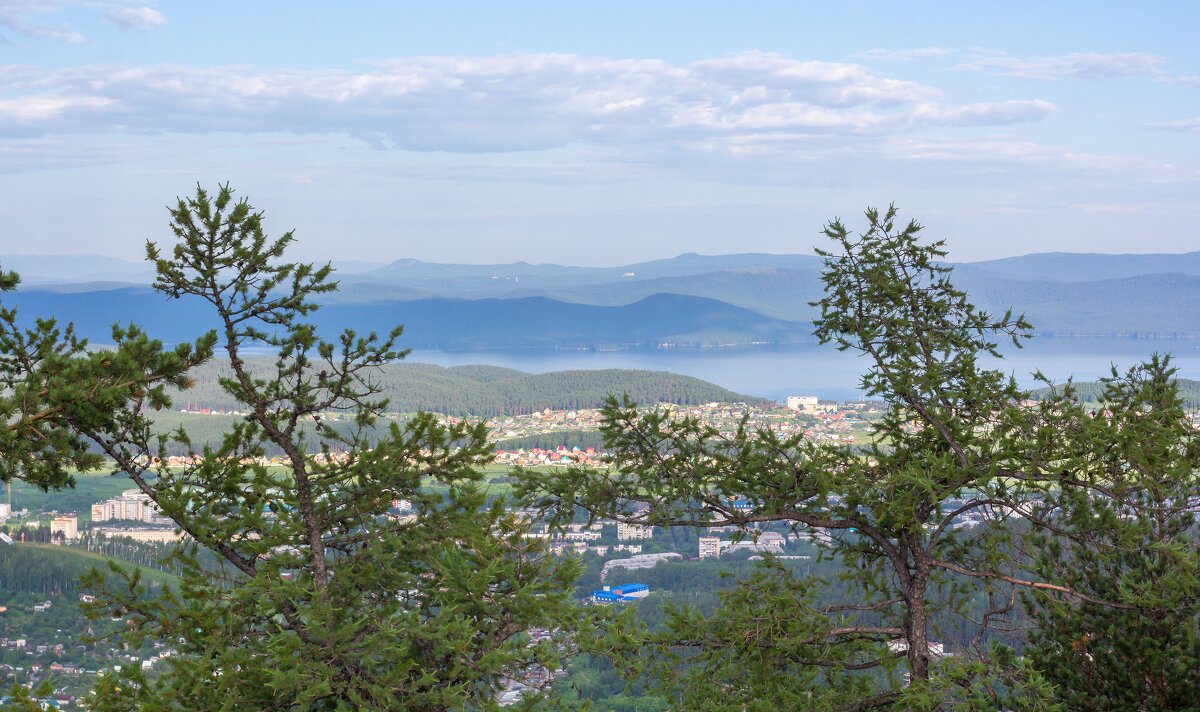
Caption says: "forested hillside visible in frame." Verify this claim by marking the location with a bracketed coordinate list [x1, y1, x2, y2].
[172, 359, 767, 416]
[1033, 377, 1200, 406]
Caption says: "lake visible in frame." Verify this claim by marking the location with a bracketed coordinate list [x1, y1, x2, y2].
[406, 337, 1200, 402]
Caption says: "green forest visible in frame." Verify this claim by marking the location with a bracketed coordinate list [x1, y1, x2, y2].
[168, 359, 766, 417]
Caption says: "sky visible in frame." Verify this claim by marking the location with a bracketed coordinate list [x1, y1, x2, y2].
[1, 1, 1198, 266]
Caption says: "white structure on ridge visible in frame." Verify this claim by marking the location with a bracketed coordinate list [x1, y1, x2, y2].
[600, 552, 681, 582]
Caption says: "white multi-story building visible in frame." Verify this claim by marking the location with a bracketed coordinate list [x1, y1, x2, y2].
[698, 536, 722, 559]
[50, 515, 78, 541]
[91, 490, 167, 523]
[786, 395, 819, 411]
[92, 527, 183, 543]
[616, 522, 654, 541]
[724, 531, 786, 556]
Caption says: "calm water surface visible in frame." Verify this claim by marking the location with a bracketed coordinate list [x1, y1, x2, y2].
[407, 338, 1200, 402]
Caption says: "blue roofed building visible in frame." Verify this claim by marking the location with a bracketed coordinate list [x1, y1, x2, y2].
[609, 583, 649, 598]
[590, 583, 650, 604]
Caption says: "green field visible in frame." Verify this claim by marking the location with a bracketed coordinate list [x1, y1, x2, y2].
[19, 543, 180, 588]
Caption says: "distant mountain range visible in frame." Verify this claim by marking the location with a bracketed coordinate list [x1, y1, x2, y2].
[4, 250, 1200, 348]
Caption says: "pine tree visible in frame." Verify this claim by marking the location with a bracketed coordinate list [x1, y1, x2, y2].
[62, 185, 580, 710]
[518, 205, 1174, 710]
[1025, 356, 1200, 710]
[0, 265, 207, 490]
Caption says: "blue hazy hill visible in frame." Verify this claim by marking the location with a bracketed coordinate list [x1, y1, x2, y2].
[1, 288, 806, 349]
[6, 250, 1200, 346]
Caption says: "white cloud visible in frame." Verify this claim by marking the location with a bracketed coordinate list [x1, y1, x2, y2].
[103, 5, 165, 31]
[908, 100, 1056, 127]
[0, 52, 1054, 154]
[0, 93, 113, 123]
[880, 137, 1200, 184]
[0, 1, 165, 43]
[959, 51, 1168, 80]
[0, 1, 85, 44]
[858, 47, 950, 62]
[1148, 117, 1200, 133]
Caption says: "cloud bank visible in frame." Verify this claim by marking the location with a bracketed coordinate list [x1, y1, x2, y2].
[0, 52, 1056, 154]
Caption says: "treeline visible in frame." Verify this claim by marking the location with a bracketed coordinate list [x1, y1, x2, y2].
[168, 358, 766, 416]
[0, 545, 93, 596]
[1033, 377, 1200, 407]
[495, 430, 606, 451]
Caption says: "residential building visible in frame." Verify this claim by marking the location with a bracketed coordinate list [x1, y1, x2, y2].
[698, 536, 722, 559]
[50, 515, 78, 542]
[616, 522, 654, 540]
[786, 395, 819, 411]
[91, 490, 168, 523]
[786, 395, 837, 414]
[92, 527, 184, 543]
[724, 531, 786, 556]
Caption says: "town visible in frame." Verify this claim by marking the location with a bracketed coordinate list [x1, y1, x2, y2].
[0, 395, 881, 706]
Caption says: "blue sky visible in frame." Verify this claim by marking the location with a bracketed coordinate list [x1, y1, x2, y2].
[1, 1, 1197, 265]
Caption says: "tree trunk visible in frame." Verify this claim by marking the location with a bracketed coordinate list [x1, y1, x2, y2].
[904, 538, 932, 682]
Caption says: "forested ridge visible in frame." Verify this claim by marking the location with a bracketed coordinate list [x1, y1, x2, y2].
[1033, 377, 1200, 406]
[171, 358, 767, 416]
[0, 545, 94, 597]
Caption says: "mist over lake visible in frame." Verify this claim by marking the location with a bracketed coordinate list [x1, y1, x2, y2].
[406, 337, 1200, 402]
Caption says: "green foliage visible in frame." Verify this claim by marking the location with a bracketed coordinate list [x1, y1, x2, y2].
[32, 184, 582, 710]
[0, 265, 209, 490]
[1025, 356, 1200, 710]
[519, 205, 1161, 709]
[1032, 376, 1200, 410]
[0, 678, 54, 712]
[0, 543, 171, 595]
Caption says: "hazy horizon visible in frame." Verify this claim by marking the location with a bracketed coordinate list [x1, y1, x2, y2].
[1, 2, 1197, 266]
[5, 246, 1200, 273]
